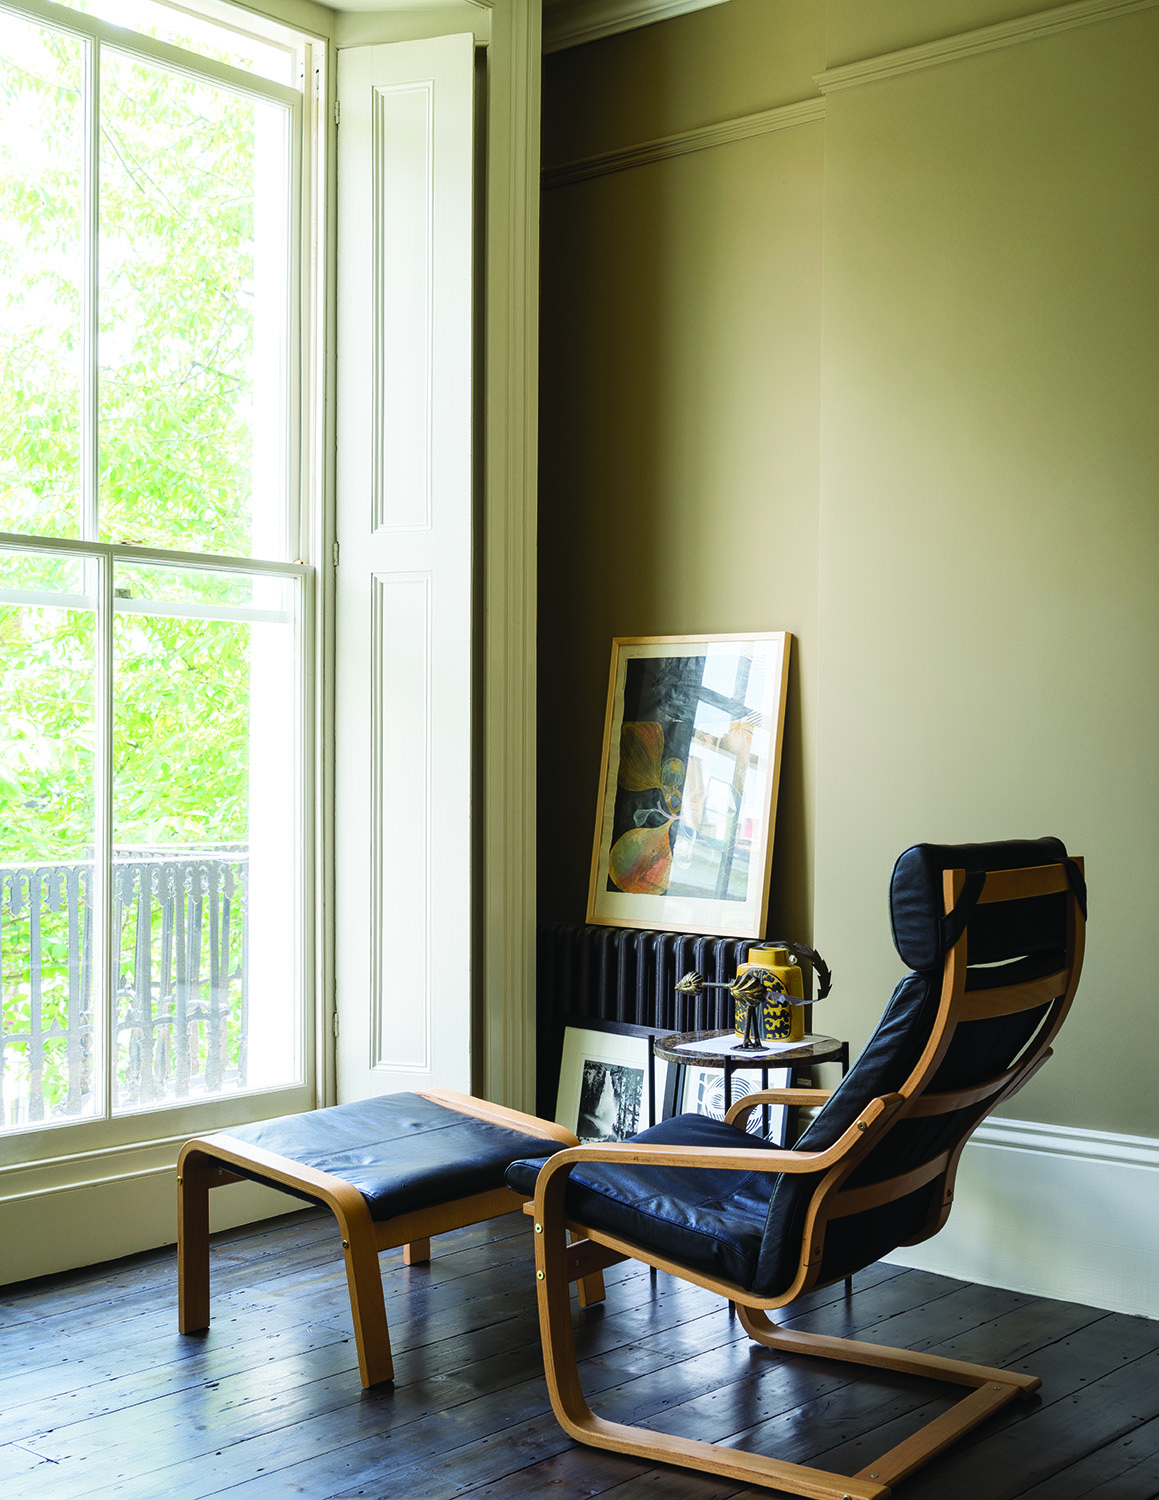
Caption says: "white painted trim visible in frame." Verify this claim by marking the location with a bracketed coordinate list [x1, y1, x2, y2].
[885, 1118, 1159, 1319]
[816, 0, 1159, 94]
[543, 0, 730, 54]
[0, 1166, 293, 1285]
[973, 1116, 1159, 1170]
[480, 0, 540, 1112]
[334, 6, 491, 54]
[542, 95, 825, 189]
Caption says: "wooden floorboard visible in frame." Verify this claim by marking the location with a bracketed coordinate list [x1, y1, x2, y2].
[1, 1207, 1156, 1500]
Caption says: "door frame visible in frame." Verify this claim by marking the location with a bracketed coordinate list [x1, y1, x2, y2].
[476, 0, 542, 1114]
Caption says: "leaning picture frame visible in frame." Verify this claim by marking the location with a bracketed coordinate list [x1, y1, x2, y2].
[677, 1065, 790, 1144]
[554, 1021, 656, 1144]
[587, 632, 791, 938]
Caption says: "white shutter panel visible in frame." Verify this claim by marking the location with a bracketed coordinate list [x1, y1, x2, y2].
[334, 35, 474, 1100]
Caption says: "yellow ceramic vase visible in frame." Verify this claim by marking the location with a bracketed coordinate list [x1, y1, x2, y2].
[732, 945, 805, 1043]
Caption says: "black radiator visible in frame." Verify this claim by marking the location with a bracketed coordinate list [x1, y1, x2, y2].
[536, 924, 778, 1115]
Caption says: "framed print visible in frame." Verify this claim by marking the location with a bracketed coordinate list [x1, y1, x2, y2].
[587, 632, 791, 938]
[678, 1065, 790, 1143]
[554, 1021, 656, 1144]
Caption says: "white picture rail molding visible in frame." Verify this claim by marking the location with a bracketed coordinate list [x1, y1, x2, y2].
[543, 0, 731, 53]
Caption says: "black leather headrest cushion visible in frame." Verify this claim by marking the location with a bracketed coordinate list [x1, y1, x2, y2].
[889, 837, 1075, 972]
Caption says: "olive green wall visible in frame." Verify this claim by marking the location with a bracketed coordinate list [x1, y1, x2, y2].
[537, 0, 826, 942]
[538, 0, 1158, 1138]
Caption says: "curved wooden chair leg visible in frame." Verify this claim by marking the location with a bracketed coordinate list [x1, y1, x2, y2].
[534, 1215, 887, 1499]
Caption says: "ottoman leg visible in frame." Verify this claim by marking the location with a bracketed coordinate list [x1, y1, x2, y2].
[177, 1147, 213, 1333]
[403, 1237, 431, 1265]
[336, 1198, 395, 1387]
[569, 1230, 606, 1307]
[576, 1270, 607, 1307]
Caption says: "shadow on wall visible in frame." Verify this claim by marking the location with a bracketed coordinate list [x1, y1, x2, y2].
[536, 157, 811, 938]
[536, 166, 670, 926]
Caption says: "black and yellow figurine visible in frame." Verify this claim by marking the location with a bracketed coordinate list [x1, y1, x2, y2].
[729, 967, 788, 1048]
[674, 958, 798, 1050]
[675, 941, 830, 1052]
[731, 945, 805, 1044]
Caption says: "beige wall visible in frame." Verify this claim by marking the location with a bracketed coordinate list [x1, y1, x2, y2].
[538, 0, 1158, 1138]
[537, 0, 826, 940]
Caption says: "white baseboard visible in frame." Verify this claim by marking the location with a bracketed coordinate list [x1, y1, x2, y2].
[884, 1118, 1159, 1319]
[0, 1166, 292, 1287]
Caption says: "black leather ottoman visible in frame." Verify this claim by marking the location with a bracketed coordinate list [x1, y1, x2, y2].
[177, 1088, 588, 1386]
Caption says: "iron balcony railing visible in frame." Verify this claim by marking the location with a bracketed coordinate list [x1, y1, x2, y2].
[0, 850, 248, 1130]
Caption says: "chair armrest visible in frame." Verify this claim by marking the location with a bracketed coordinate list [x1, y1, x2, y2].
[723, 1087, 834, 1128]
[531, 1091, 905, 1226]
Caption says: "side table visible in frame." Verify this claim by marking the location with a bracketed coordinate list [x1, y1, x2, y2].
[653, 1030, 849, 1146]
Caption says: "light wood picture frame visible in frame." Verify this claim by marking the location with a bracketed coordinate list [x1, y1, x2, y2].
[587, 633, 791, 938]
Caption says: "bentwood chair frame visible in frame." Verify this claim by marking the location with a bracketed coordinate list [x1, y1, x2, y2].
[527, 856, 1085, 1500]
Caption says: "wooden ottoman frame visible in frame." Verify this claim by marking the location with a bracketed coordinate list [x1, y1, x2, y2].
[177, 1088, 597, 1387]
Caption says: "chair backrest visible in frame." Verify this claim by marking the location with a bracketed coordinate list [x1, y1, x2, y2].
[753, 837, 1086, 1300]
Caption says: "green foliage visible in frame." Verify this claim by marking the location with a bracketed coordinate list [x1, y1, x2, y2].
[97, 49, 258, 557]
[0, 13, 271, 1120]
[0, 24, 84, 540]
[0, 18, 268, 864]
[0, 595, 95, 861]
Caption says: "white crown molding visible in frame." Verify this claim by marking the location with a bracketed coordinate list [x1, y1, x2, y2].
[817, 0, 1159, 94]
[543, 0, 730, 54]
[543, 94, 825, 188]
[887, 1117, 1159, 1319]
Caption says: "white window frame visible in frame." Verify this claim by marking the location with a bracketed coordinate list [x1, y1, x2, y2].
[0, 0, 544, 1284]
[0, 0, 327, 1176]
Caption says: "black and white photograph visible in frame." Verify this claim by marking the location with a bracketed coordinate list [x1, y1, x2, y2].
[576, 1058, 644, 1142]
[554, 1023, 653, 1141]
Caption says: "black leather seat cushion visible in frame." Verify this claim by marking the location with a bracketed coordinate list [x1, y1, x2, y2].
[507, 1113, 779, 1289]
[219, 1093, 560, 1221]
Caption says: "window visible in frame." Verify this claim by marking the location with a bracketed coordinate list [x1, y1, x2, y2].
[0, 0, 319, 1139]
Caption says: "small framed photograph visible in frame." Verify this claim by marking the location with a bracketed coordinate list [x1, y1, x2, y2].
[555, 1021, 656, 1144]
[679, 1065, 790, 1142]
[587, 633, 791, 938]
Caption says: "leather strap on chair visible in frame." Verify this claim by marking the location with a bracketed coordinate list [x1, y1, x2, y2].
[938, 870, 987, 955]
[1064, 858, 1088, 918]
[937, 857, 1085, 955]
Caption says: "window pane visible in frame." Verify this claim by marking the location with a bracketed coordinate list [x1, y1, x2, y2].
[0, 15, 85, 541]
[0, 550, 98, 1130]
[112, 560, 300, 1114]
[55, 0, 297, 85]
[99, 51, 291, 559]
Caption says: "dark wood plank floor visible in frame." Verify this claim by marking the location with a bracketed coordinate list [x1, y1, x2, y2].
[2, 1207, 1157, 1499]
